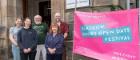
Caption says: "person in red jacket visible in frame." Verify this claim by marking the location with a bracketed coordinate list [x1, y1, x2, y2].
[54, 12, 69, 60]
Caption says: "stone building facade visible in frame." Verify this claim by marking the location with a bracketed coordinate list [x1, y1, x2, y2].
[0, 0, 137, 60]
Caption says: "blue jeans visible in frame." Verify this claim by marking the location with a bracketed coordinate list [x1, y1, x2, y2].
[12, 45, 21, 60]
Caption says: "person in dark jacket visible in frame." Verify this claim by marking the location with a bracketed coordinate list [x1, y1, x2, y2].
[17, 18, 38, 60]
[45, 23, 64, 60]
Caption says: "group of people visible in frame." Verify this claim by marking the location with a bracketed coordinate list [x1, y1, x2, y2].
[9, 12, 69, 60]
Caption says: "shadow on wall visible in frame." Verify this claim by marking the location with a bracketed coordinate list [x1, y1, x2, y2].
[0, 26, 7, 60]
[0, 26, 5, 41]
[0, 26, 5, 35]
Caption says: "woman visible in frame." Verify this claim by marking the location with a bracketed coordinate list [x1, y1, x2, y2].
[45, 23, 64, 60]
[17, 18, 38, 60]
[9, 18, 22, 60]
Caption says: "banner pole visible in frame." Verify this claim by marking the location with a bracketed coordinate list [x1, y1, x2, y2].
[127, 0, 130, 10]
[138, 0, 140, 60]
[138, 0, 140, 39]
[74, 0, 77, 11]
[73, 0, 77, 60]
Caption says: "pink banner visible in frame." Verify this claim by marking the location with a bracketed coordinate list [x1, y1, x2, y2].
[73, 9, 139, 60]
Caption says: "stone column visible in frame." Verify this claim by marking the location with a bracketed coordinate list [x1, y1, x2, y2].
[0, 0, 23, 59]
[112, 0, 119, 6]
[51, 0, 65, 22]
[0, 0, 8, 59]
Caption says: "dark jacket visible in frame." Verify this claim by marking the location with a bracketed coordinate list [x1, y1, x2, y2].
[45, 33, 64, 54]
[17, 28, 38, 52]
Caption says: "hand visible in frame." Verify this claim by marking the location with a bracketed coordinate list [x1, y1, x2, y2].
[48, 48, 55, 54]
[15, 44, 19, 48]
[14, 42, 18, 47]
[48, 48, 53, 54]
[23, 49, 29, 54]
[51, 48, 56, 54]
[52, 48, 56, 53]
[15, 44, 18, 47]
[28, 48, 31, 52]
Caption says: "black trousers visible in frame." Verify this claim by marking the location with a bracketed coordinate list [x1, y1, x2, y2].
[20, 51, 36, 60]
[47, 54, 62, 60]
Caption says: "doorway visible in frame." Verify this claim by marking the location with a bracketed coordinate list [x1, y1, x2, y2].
[39, 1, 51, 27]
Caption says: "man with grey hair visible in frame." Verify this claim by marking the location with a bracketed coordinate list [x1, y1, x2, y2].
[32, 15, 48, 60]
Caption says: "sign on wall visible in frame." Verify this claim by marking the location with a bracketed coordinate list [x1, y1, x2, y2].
[66, 0, 90, 9]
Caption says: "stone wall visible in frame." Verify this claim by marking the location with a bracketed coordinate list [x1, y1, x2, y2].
[0, 0, 137, 60]
[0, 0, 8, 49]
[27, 0, 65, 22]
[0, 0, 23, 59]
[51, 0, 65, 22]
[0, 0, 9, 59]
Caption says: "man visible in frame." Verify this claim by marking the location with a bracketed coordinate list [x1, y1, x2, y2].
[54, 12, 69, 60]
[33, 15, 48, 60]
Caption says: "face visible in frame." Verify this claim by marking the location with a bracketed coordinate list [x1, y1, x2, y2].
[24, 19, 31, 27]
[52, 25, 58, 33]
[34, 15, 42, 24]
[55, 13, 61, 22]
[15, 18, 22, 26]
